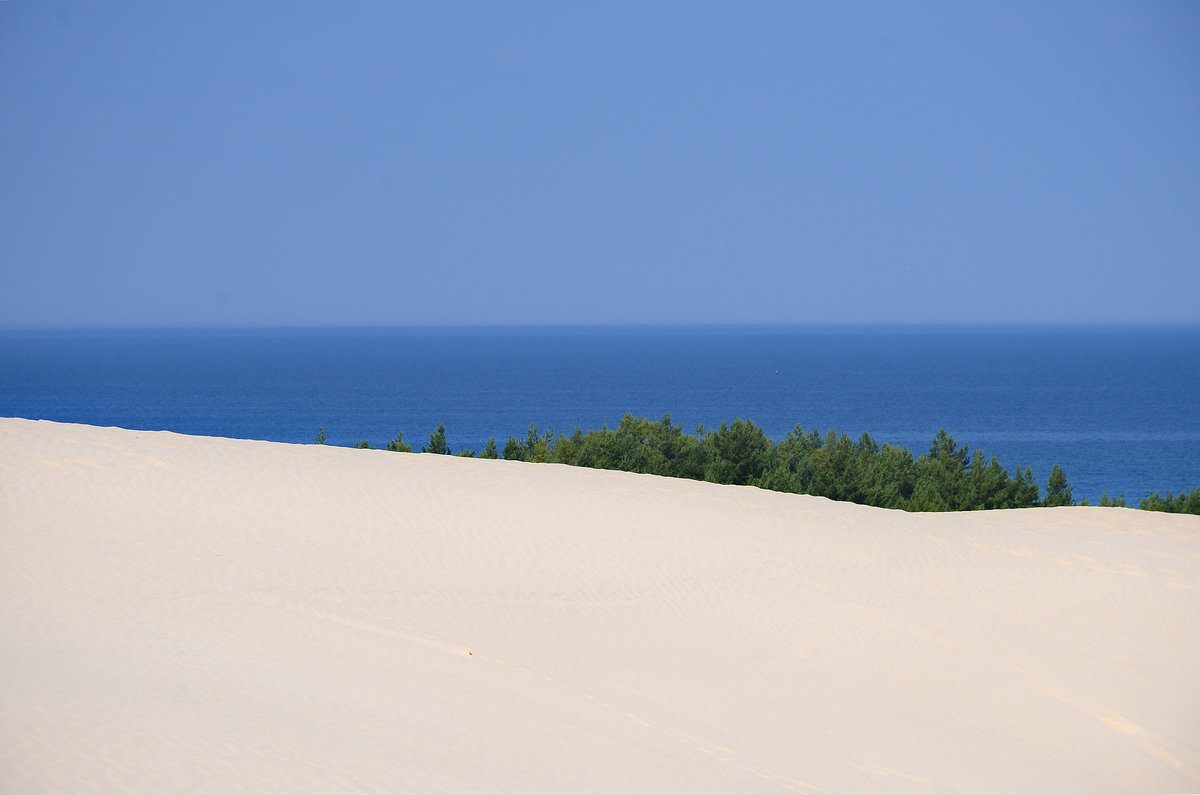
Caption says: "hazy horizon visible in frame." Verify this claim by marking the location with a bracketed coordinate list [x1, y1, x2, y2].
[5, 321, 1200, 334]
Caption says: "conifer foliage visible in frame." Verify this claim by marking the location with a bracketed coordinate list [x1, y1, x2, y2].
[422, 423, 450, 455]
[343, 415, 1197, 515]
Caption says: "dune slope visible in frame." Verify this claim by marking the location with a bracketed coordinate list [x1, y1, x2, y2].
[2, 418, 1198, 792]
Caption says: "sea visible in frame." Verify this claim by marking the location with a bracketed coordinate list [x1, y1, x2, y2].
[2, 325, 1198, 503]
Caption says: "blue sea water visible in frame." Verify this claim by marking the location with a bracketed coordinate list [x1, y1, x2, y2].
[2, 325, 1198, 503]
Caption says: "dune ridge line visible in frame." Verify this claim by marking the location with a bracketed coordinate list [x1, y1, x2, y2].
[2, 418, 1198, 792]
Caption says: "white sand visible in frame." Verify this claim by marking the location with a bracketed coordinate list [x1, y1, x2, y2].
[2, 418, 1198, 793]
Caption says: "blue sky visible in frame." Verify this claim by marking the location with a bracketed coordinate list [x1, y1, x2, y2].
[2, 1, 1198, 327]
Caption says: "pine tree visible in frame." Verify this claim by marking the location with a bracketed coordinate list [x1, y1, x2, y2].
[423, 423, 449, 454]
[502, 436, 526, 461]
[1043, 463, 1074, 507]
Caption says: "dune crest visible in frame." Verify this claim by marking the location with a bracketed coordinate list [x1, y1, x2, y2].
[2, 418, 1198, 792]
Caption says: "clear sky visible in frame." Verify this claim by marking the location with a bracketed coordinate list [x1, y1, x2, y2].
[2, 1, 1198, 327]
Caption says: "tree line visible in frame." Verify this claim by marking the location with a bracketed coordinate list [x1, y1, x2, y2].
[317, 415, 1200, 515]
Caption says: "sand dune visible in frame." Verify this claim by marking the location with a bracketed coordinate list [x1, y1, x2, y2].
[2, 418, 1198, 792]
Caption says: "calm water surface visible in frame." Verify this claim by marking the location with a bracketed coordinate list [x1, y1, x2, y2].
[2, 326, 1197, 502]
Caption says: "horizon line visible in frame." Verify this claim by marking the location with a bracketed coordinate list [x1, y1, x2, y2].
[2, 320, 1200, 334]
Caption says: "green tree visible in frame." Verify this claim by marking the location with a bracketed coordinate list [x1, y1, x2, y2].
[314, 427, 326, 445]
[1005, 465, 1040, 508]
[523, 424, 555, 462]
[609, 414, 666, 474]
[1140, 488, 1200, 514]
[965, 451, 1012, 510]
[340, 413, 1191, 515]
[666, 423, 707, 481]
[553, 428, 587, 467]
[705, 418, 770, 485]
[385, 431, 412, 453]
[1043, 463, 1074, 507]
[914, 429, 970, 510]
[502, 435, 527, 461]
[767, 425, 823, 497]
[423, 423, 450, 454]
[758, 464, 801, 494]
[870, 443, 916, 509]
[1186, 487, 1200, 515]
[353, 439, 372, 449]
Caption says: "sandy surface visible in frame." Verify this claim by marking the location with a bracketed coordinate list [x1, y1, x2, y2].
[2, 418, 1198, 792]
